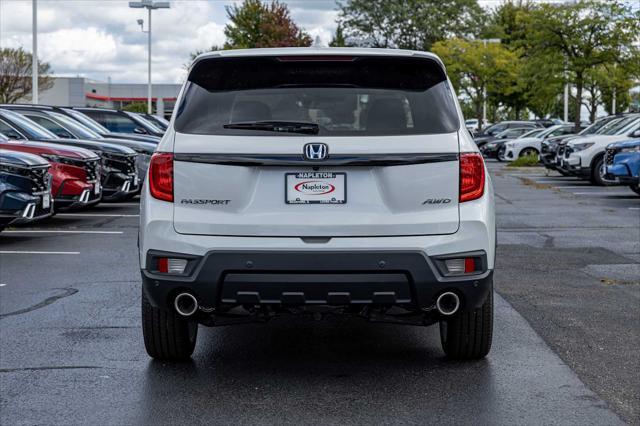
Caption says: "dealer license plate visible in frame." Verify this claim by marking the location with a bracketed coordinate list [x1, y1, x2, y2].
[42, 194, 50, 209]
[285, 172, 346, 204]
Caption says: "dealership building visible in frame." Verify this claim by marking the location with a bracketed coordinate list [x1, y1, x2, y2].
[35, 77, 181, 118]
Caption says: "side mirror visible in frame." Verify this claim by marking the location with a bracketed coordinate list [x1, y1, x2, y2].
[133, 127, 147, 134]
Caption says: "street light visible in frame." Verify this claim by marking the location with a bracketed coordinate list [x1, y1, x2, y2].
[480, 38, 500, 129]
[32, 0, 38, 104]
[129, 1, 170, 115]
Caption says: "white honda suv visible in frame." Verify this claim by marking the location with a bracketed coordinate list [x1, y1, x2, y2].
[139, 48, 496, 361]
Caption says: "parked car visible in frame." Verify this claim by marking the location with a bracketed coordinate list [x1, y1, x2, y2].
[0, 109, 140, 201]
[59, 107, 161, 144]
[476, 126, 538, 151]
[137, 113, 169, 131]
[501, 124, 577, 161]
[482, 128, 545, 160]
[473, 121, 540, 147]
[0, 138, 101, 210]
[139, 48, 495, 361]
[1, 105, 155, 180]
[560, 114, 640, 185]
[604, 139, 640, 195]
[0, 144, 54, 230]
[541, 115, 623, 174]
[74, 107, 165, 137]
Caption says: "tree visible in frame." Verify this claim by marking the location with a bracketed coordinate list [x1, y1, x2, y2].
[329, 24, 349, 47]
[336, 0, 485, 51]
[432, 38, 520, 129]
[223, 0, 312, 49]
[0, 47, 54, 103]
[123, 102, 148, 114]
[518, 0, 640, 130]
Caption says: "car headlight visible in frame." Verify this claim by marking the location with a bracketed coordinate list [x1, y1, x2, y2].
[505, 142, 514, 148]
[486, 142, 497, 148]
[570, 142, 594, 152]
[620, 145, 640, 153]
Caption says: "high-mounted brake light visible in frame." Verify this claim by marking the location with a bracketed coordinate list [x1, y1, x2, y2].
[149, 152, 173, 202]
[459, 152, 485, 202]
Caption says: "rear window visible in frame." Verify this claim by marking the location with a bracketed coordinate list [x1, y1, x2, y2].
[175, 55, 459, 136]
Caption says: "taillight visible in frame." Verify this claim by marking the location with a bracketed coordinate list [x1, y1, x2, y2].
[459, 152, 485, 202]
[149, 152, 173, 202]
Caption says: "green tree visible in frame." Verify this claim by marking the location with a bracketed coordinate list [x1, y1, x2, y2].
[518, 0, 640, 130]
[329, 24, 349, 47]
[223, 0, 312, 49]
[122, 102, 148, 114]
[432, 38, 520, 129]
[336, 0, 485, 51]
[0, 47, 54, 103]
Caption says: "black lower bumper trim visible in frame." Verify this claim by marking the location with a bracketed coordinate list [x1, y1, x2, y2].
[141, 250, 493, 314]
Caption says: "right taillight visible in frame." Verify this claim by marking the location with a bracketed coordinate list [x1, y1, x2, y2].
[459, 152, 485, 202]
[149, 152, 173, 202]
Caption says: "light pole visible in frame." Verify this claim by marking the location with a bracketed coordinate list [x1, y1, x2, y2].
[129, 1, 170, 115]
[32, 0, 38, 104]
[480, 38, 500, 128]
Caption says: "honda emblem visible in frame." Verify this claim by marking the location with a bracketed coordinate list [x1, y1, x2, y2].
[303, 143, 329, 160]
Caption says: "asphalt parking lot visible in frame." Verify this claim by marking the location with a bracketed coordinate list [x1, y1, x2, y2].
[1, 162, 638, 425]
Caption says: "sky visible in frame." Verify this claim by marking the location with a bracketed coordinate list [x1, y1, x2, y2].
[0, 0, 638, 85]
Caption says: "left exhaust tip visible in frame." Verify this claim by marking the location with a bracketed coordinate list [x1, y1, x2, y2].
[174, 292, 198, 317]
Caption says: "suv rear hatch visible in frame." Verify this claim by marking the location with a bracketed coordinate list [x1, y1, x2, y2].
[172, 52, 461, 237]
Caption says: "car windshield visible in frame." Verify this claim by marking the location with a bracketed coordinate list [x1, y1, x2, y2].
[601, 116, 639, 135]
[126, 112, 163, 133]
[49, 112, 103, 139]
[518, 129, 544, 138]
[0, 110, 58, 140]
[63, 108, 110, 134]
[175, 55, 460, 136]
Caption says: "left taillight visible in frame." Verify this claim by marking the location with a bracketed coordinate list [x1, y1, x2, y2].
[149, 152, 173, 202]
[459, 152, 485, 202]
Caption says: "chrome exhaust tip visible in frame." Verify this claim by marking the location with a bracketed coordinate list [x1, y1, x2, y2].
[21, 203, 36, 219]
[436, 292, 460, 316]
[174, 293, 198, 317]
[79, 189, 91, 203]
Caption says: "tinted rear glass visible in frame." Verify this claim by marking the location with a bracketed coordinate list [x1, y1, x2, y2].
[175, 55, 459, 136]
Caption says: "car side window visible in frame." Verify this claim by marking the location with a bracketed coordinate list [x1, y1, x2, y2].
[103, 113, 139, 133]
[0, 120, 26, 140]
[24, 114, 74, 139]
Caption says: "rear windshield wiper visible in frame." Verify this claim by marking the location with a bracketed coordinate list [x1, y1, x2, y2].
[223, 121, 319, 135]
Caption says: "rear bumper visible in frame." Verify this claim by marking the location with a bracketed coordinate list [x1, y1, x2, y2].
[142, 250, 493, 314]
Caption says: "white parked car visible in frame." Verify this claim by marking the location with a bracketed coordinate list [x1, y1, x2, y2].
[138, 48, 496, 361]
[501, 124, 577, 161]
[561, 114, 640, 185]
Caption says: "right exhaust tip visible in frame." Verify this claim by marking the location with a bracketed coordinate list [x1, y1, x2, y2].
[436, 292, 460, 316]
[174, 292, 198, 317]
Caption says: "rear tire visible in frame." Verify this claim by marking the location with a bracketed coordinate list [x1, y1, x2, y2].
[439, 288, 493, 360]
[142, 288, 198, 360]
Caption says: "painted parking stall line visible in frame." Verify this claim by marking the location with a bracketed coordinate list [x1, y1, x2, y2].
[55, 213, 139, 218]
[3, 230, 124, 235]
[0, 251, 80, 255]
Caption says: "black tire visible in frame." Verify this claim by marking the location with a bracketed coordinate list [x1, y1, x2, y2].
[142, 288, 198, 360]
[497, 146, 506, 162]
[589, 156, 614, 186]
[630, 184, 640, 196]
[439, 288, 493, 360]
[519, 147, 539, 159]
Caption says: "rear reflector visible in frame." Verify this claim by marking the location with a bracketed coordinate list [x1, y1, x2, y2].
[149, 152, 173, 202]
[444, 257, 478, 276]
[459, 152, 485, 202]
[156, 257, 187, 274]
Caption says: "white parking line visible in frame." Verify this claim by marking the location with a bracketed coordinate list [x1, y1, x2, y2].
[96, 203, 140, 207]
[56, 213, 139, 217]
[629, 207, 640, 210]
[0, 251, 80, 255]
[0, 284, 6, 287]
[572, 192, 636, 196]
[3, 230, 124, 234]
[553, 186, 603, 189]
